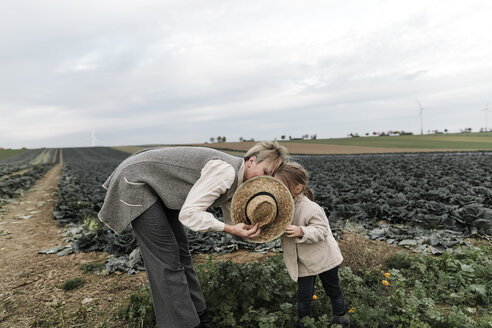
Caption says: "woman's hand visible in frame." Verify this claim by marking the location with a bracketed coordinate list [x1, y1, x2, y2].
[224, 223, 261, 239]
[284, 224, 304, 238]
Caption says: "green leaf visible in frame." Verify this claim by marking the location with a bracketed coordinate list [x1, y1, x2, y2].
[468, 284, 486, 296]
[460, 263, 475, 273]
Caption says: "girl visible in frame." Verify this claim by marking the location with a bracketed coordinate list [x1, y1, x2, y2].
[275, 162, 350, 328]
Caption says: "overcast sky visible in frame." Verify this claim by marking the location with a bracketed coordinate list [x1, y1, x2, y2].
[1, 0, 491, 148]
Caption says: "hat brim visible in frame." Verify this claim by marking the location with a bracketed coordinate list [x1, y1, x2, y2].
[231, 176, 294, 243]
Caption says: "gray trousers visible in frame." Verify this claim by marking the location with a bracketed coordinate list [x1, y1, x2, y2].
[131, 200, 206, 328]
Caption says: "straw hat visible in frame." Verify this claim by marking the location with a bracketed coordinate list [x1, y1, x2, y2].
[231, 176, 294, 243]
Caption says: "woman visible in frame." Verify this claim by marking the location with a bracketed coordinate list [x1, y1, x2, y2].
[98, 141, 288, 328]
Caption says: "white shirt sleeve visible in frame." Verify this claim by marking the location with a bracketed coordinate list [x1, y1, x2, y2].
[178, 159, 235, 232]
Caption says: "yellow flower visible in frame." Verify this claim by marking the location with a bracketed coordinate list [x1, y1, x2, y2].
[312, 295, 318, 300]
[382, 280, 389, 286]
[348, 307, 356, 313]
[385, 272, 390, 278]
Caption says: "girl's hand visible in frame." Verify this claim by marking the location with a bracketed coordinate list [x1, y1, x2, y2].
[284, 225, 304, 238]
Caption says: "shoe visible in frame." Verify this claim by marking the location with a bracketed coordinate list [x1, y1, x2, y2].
[332, 312, 350, 328]
[196, 310, 216, 328]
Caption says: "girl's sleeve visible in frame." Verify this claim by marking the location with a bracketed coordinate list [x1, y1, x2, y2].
[295, 205, 329, 244]
[179, 159, 235, 232]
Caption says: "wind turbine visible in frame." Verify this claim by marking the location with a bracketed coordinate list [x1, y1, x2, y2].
[416, 99, 425, 135]
[91, 128, 99, 146]
[482, 102, 490, 132]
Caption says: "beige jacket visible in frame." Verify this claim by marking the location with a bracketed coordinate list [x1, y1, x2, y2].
[281, 194, 343, 282]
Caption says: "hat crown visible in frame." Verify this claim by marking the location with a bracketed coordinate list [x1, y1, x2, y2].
[246, 194, 277, 227]
[231, 175, 294, 243]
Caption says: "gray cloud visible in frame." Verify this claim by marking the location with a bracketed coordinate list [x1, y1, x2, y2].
[1, 0, 491, 148]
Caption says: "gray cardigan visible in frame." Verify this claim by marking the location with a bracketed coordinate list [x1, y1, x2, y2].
[98, 147, 243, 234]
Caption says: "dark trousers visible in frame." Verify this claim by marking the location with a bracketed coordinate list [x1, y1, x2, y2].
[131, 200, 206, 328]
[297, 266, 346, 323]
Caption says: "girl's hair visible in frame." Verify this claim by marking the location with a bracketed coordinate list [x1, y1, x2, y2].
[244, 141, 289, 175]
[275, 162, 314, 201]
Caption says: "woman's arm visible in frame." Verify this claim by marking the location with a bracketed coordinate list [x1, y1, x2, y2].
[179, 159, 260, 238]
[179, 160, 234, 232]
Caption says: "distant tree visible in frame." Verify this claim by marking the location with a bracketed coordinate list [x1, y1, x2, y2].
[217, 136, 222, 143]
[365, 133, 369, 136]
[210, 137, 215, 143]
[222, 136, 226, 143]
[310, 134, 317, 140]
[444, 129, 448, 133]
[289, 136, 292, 140]
[281, 135, 286, 140]
[239, 137, 244, 142]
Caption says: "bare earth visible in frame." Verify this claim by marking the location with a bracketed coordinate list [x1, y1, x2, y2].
[115, 141, 470, 156]
[0, 161, 149, 327]
[192, 141, 467, 154]
[0, 153, 406, 327]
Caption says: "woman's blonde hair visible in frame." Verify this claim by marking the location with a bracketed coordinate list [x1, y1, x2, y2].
[275, 162, 314, 201]
[244, 141, 288, 175]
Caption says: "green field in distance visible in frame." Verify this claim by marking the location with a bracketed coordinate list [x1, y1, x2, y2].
[282, 132, 492, 150]
[0, 149, 27, 160]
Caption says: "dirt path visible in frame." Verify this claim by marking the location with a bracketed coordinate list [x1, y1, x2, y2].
[0, 168, 33, 182]
[0, 159, 150, 327]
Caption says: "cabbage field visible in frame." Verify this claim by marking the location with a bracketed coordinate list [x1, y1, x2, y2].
[297, 152, 492, 253]
[0, 148, 59, 210]
[47, 148, 492, 268]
